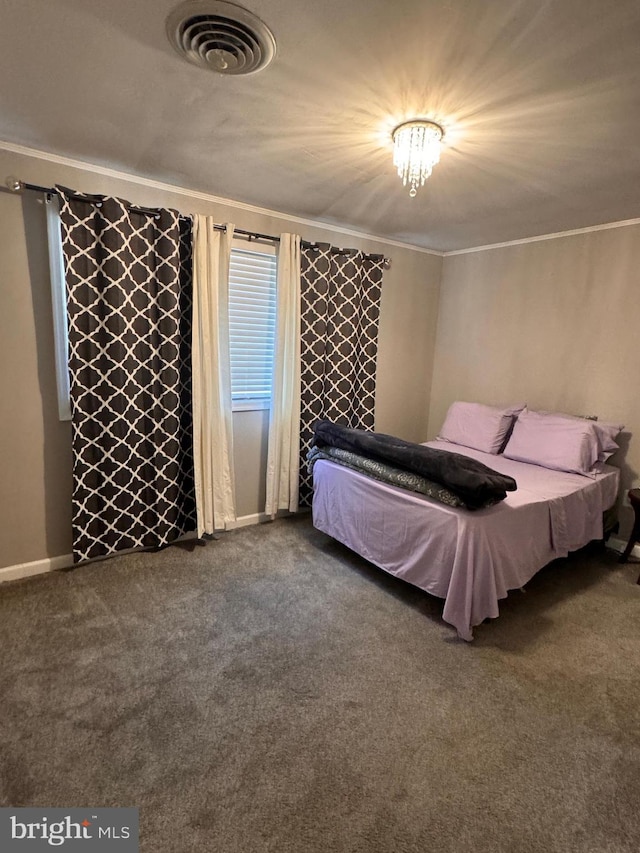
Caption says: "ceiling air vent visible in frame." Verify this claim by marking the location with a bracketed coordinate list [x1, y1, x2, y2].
[166, 0, 276, 76]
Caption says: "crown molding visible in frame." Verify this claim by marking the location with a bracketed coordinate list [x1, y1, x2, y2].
[444, 216, 640, 256]
[7, 138, 634, 258]
[0, 139, 443, 257]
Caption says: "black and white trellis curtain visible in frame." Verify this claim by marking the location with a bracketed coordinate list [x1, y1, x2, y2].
[58, 192, 196, 562]
[298, 244, 384, 505]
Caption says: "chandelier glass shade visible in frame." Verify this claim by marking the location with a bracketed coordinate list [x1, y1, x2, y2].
[392, 120, 443, 197]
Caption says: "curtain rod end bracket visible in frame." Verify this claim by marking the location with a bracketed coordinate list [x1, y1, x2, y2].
[5, 176, 25, 194]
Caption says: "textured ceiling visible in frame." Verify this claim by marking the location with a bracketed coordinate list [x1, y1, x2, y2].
[1, 0, 639, 251]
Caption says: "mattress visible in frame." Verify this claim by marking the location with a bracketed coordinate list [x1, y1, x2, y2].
[312, 440, 620, 640]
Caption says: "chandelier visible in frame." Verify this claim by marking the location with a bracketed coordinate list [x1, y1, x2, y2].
[392, 119, 443, 197]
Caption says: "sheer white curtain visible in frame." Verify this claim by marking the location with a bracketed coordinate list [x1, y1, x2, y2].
[265, 233, 302, 517]
[192, 216, 237, 535]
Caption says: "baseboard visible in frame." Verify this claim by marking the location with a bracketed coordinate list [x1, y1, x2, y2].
[0, 531, 200, 585]
[0, 514, 288, 584]
[227, 512, 272, 529]
[0, 553, 74, 584]
[607, 536, 640, 559]
[4, 527, 632, 586]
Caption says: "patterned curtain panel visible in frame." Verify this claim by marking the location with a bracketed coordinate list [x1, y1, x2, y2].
[298, 245, 384, 505]
[58, 193, 196, 562]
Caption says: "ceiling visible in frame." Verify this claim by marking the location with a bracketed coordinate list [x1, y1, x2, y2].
[1, 0, 640, 252]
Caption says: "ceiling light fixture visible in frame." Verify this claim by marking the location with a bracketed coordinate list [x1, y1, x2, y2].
[392, 119, 443, 197]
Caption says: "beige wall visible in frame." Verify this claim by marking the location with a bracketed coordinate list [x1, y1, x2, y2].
[2, 143, 636, 568]
[0, 147, 442, 569]
[428, 226, 640, 537]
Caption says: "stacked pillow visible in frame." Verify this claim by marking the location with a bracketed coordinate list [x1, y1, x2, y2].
[502, 408, 623, 475]
[438, 401, 623, 476]
[438, 401, 525, 454]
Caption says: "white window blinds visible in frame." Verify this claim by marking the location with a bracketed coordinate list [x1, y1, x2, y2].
[228, 246, 277, 408]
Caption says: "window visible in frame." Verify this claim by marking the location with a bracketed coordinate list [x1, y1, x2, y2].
[228, 243, 277, 411]
[48, 211, 278, 418]
[46, 195, 72, 421]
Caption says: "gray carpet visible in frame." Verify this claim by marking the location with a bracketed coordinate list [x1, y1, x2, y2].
[1, 515, 639, 852]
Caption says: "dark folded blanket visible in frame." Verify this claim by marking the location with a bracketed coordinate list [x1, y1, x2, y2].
[312, 420, 517, 509]
[307, 445, 468, 508]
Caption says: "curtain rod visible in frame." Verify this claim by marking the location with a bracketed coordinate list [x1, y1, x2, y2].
[4, 176, 391, 268]
[4, 176, 161, 217]
[213, 224, 391, 268]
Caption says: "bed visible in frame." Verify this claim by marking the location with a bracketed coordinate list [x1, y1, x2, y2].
[310, 406, 622, 641]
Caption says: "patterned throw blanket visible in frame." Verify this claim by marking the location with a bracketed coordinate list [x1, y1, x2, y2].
[307, 445, 466, 507]
[310, 420, 517, 509]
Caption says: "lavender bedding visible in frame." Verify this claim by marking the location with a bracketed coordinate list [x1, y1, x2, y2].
[312, 440, 620, 641]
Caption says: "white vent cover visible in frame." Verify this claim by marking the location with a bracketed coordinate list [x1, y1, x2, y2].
[166, 0, 276, 75]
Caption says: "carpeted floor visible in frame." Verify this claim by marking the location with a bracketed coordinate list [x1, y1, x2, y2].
[1, 515, 639, 852]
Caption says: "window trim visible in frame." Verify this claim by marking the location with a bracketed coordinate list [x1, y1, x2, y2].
[46, 195, 71, 422]
[232, 398, 271, 412]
